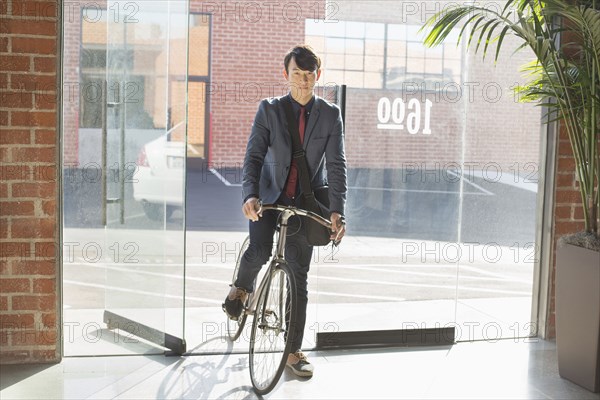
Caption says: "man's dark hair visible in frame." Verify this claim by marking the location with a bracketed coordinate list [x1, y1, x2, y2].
[284, 45, 322, 74]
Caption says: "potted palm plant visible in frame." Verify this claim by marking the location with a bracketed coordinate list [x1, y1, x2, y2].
[422, 0, 599, 392]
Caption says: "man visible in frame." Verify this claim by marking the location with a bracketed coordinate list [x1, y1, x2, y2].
[223, 45, 347, 378]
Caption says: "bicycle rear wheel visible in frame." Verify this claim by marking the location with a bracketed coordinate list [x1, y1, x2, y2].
[226, 236, 250, 341]
[249, 262, 297, 395]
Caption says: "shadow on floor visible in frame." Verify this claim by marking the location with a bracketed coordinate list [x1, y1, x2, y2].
[0, 364, 55, 391]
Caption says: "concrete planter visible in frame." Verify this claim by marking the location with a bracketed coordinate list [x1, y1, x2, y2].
[556, 242, 600, 392]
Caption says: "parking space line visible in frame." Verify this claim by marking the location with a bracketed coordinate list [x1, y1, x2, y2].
[66, 260, 531, 281]
[64, 280, 222, 305]
[317, 291, 405, 302]
[315, 275, 530, 296]
[445, 170, 494, 195]
[207, 167, 493, 195]
[65, 262, 230, 284]
[209, 168, 242, 187]
[348, 186, 491, 195]
[317, 264, 532, 284]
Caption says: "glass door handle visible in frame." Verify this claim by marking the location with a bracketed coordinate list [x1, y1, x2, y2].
[101, 80, 125, 225]
[101, 80, 108, 226]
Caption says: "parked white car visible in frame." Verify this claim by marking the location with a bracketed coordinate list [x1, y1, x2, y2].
[133, 134, 184, 220]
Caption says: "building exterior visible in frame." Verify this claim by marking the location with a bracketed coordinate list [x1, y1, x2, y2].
[0, 0, 591, 363]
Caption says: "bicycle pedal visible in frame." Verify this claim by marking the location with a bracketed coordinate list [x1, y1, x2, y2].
[222, 303, 238, 321]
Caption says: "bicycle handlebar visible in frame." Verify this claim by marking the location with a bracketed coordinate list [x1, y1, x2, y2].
[258, 203, 333, 229]
[256, 202, 345, 246]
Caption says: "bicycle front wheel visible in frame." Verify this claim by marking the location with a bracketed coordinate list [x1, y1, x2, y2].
[249, 262, 297, 395]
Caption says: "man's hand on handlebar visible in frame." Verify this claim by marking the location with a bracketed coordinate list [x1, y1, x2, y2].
[330, 212, 346, 244]
[243, 197, 261, 222]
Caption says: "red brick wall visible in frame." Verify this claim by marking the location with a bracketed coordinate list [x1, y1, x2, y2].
[0, 0, 60, 363]
[61, 0, 88, 166]
[191, 0, 326, 166]
[546, 124, 600, 339]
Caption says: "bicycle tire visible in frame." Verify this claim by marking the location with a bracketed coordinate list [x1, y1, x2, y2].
[226, 236, 251, 341]
[249, 262, 297, 395]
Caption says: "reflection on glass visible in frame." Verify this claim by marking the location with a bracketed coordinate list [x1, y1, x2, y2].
[306, 0, 539, 343]
[307, 35, 326, 54]
[365, 39, 384, 56]
[345, 38, 364, 55]
[388, 24, 405, 40]
[365, 22, 385, 39]
[63, 0, 188, 356]
[345, 21, 365, 38]
[326, 37, 346, 53]
[188, 15, 210, 76]
[345, 54, 363, 70]
[364, 56, 383, 72]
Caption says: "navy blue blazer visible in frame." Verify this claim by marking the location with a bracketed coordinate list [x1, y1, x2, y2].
[242, 94, 347, 216]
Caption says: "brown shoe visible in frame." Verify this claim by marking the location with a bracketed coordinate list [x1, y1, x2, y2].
[286, 351, 314, 377]
[222, 285, 248, 320]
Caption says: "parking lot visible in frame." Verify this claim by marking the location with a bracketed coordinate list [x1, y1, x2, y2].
[62, 162, 538, 353]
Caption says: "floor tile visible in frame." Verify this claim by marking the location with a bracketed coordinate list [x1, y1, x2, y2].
[1, 339, 599, 399]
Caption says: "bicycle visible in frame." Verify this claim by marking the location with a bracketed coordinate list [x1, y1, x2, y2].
[225, 203, 339, 395]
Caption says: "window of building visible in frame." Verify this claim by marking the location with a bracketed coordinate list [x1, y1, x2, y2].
[305, 19, 462, 90]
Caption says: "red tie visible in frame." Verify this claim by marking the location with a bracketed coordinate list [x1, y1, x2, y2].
[285, 106, 306, 198]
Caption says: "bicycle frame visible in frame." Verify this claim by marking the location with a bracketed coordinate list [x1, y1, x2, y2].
[244, 204, 334, 317]
[237, 203, 339, 394]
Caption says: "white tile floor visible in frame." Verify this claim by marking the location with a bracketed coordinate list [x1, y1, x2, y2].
[1, 339, 599, 399]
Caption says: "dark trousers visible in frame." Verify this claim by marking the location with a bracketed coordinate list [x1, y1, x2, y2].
[235, 196, 313, 352]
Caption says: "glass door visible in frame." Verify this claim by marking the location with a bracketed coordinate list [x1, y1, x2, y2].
[304, 0, 541, 347]
[62, 0, 189, 355]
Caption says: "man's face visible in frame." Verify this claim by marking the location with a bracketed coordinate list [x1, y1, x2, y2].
[284, 57, 321, 98]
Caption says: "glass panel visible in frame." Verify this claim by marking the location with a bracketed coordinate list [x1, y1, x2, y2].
[189, 15, 210, 76]
[456, 36, 540, 340]
[387, 40, 406, 57]
[327, 53, 345, 69]
[188, 81, 206, 157]
[425, 58, 444, 74]
[307, 0, 540, 343]
[364, 56, 383, 72]
[325, 70, 345, 86]
[388, 24, 405, 40]
[345, 21, 365, 39]
[365, 39, 385, 56]
[162, 0, 540, 355]
[306, 35, 326, 54]
[364, 72, 383, 88]
[306, 19, 325, 36]
[326, 37, 346, 53]
[62, 0, 188, 356]
[345, 39, 364, 55]
[345, 54, 364, 71]
[345, 71, 364, 87]
[365, 23, 385, 39]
